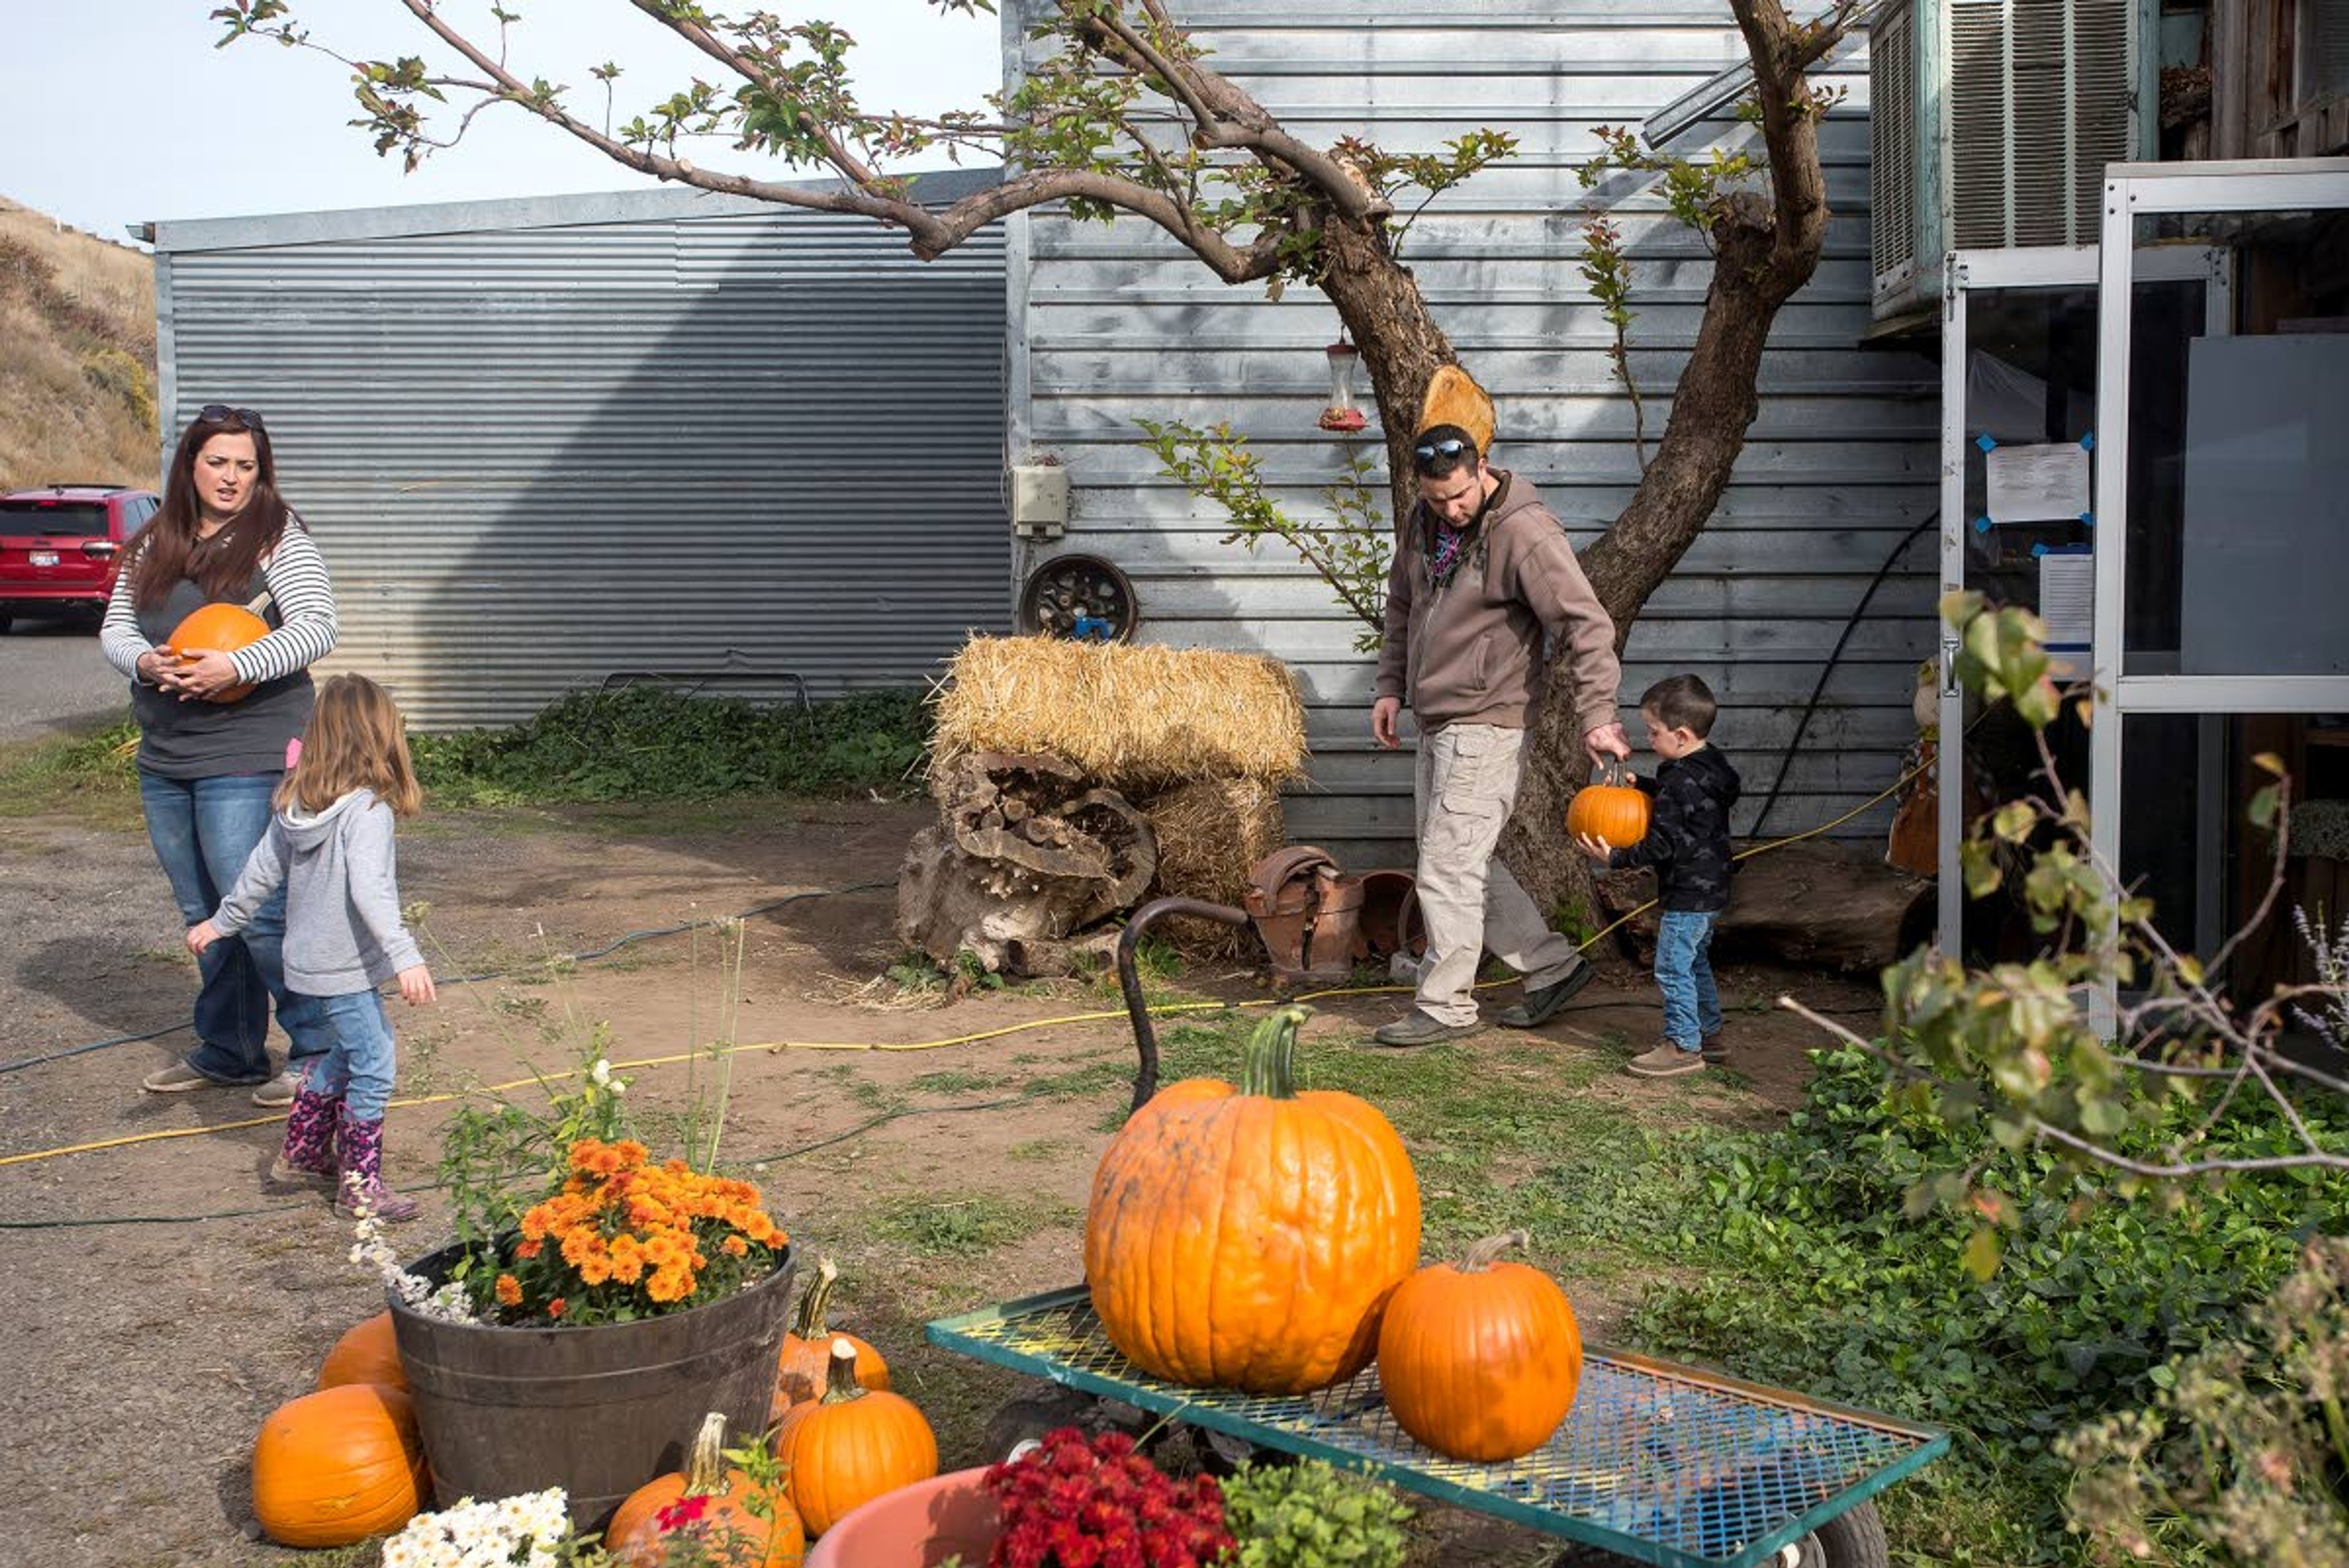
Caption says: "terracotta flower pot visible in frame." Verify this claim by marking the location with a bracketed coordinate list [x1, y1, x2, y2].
[804, 1466, 999, 1568]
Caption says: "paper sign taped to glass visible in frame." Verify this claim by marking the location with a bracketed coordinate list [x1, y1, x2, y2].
[1985, 441, 2091, 524]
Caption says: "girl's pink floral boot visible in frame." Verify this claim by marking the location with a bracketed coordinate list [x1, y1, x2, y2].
[336, 1117, 421, 1223]
[269, 1088, 342, 1191]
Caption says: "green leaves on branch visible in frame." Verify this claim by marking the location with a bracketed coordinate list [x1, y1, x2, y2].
[1220, 1458, 1412, 1568]
[1579, 122, 1762, 234]
[1942, 590, 2061, 728]
[1138, 419, 1390, 653]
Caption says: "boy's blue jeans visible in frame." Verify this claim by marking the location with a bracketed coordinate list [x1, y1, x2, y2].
[139, 770, 322, 1083]
[1655, 910, 1723, 1052]
[284, 990, 398, 1121]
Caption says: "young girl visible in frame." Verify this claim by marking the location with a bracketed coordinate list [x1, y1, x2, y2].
[188, 674, 436, 1221]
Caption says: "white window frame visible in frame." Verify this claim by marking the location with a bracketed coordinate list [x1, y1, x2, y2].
[2087, 158, 2349, 1030]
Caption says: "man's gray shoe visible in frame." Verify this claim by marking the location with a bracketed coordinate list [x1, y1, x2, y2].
[1701, 1033, 1731, 1066]
[251, 1069, 301, 1109]
[1372, 1009, 1483, 1049]
[141, 1060, 262, 1094]
[1493, 958, 1597, 1028]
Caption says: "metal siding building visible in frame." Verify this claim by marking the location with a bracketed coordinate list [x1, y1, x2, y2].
[153, 176, 1009, 729]
[1003, 0, 1937, 863]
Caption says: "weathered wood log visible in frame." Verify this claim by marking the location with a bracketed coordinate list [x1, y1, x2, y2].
[1594, 839, 1934, 975]
[899, 751, 1159, 976]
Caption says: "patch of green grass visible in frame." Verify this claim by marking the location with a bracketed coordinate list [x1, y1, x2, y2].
[409, 686, 930, 806]
[0, 714, 140, 828]
[909, 1068, 1006, 1096]
[870, 1194, 1080, 1258]
[1007, 1138, 1071, 1163]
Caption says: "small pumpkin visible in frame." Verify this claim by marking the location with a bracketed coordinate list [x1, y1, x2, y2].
[606, 1412, 805, 1568]
[1376, 1229, 1583, 1462]
[773, 1339, 938, 1536]
[1564, 759, 1651, 850]
[771, 1256, 889, 1423]
[251, 1382, 429, 1548]
[317, 1310, 407, 1394]
[1084, 1004, 1422, 1395]
[161, 599, 271, 704]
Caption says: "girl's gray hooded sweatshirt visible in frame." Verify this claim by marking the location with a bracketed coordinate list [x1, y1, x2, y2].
[213, 788, 423, 996]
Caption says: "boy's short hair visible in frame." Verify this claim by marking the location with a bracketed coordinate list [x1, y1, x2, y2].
[1639, 674, 1718, 738]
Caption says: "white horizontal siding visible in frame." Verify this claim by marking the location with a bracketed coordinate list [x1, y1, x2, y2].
[1006, 0, 1934, 862]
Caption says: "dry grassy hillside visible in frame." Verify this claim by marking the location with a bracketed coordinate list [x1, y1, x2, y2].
[0, 197, 158, 493]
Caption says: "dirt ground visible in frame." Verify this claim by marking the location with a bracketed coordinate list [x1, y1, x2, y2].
[0, 797, 1872, 1568]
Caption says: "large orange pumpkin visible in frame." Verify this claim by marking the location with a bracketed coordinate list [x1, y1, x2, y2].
[1084, 1005, 1422, 1395]
[773, 1340, 938, 1536]
[162, 600, 271, 704]
[770, 1257, 889, 1424]
[1376, 1229, 1584, 1462]
[317, 1311, 407, 1394]
[251, 1382, 429, 1548]
[1564, 760, 1651, 850]
[606, 1412, 805, 1568]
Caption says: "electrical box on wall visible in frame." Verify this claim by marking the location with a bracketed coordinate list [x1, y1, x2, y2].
[1009, 463, 1069, 541]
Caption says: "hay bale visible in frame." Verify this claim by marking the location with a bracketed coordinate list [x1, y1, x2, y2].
[933, 636, 1307, 792]
[1137, 776, 1286, 962]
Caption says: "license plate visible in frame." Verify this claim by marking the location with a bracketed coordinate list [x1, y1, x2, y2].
[28, 551, 58, 567]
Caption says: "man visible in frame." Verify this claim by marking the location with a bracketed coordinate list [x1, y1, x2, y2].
[1370, 406, 1631, 1047]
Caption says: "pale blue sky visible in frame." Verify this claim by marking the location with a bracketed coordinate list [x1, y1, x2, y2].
[4, 1, 1004, 243]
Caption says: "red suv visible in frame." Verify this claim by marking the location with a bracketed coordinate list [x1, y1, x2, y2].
[0, 483, 161, 632]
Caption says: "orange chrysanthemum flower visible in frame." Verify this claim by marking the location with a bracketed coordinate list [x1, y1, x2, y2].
[495, 1274, 524, 1307]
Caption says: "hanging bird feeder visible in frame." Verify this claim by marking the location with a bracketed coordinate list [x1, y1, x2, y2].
[1318, 337, 1367, 433]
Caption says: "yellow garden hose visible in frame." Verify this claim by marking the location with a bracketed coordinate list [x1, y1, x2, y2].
[0, 759, 1929, 1170]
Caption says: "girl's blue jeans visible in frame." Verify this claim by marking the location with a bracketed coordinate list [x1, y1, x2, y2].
[1655, 910, 1723, 1051]
[139, 770, 321, 1083]
[284, 990, 398, 1121]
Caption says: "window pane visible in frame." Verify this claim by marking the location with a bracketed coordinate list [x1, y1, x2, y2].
[2124, 209, 2349, 677]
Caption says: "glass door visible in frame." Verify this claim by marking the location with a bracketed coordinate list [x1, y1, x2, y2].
[1937, 250, 2101, 956]
[1935, 247, 2225, 959]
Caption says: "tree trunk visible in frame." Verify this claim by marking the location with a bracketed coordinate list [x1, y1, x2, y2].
[1315, 214, 1456, 532]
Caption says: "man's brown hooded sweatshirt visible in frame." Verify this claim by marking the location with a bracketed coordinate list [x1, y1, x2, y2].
[1374, 473, 1622, 737]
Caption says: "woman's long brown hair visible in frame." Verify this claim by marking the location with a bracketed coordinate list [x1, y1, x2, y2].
[277, 674, 424, 818]
[128, 409, 304, 608]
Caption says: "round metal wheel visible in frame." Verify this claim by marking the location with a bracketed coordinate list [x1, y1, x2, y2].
[1804, 1504, 1890, 1567]
[981, 1388, 1104, 1464]
[1018, 554, 1138, 642]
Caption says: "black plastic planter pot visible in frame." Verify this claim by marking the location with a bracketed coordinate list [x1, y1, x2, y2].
[387, 1241, 797, 1529]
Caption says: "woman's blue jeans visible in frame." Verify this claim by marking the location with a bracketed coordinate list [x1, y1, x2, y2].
[1655, 909, 1723, 1052]
[139, 770, 319, 1083]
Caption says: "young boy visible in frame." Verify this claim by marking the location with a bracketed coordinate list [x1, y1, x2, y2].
[1574, 675, 1741, 1077]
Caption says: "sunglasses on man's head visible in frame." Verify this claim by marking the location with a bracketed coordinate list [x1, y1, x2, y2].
[1413, 437, 1473, 464]
[198, 404, 265, 429]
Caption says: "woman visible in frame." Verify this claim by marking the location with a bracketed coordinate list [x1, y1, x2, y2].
[101, 404, 340, 1106]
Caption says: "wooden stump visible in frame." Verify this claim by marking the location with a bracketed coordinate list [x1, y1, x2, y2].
[1595, 839, 1933, 975]
[896, 751, 1159, 976]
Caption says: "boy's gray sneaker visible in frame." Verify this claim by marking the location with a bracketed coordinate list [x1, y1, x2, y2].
[1494, 958, 1597, 1028]
[1626, 1043, 1705, 1078]
[1372, 1009, 1482, 1049]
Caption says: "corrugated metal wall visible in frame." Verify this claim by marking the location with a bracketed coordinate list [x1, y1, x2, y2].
[155, 184, 1009, 729]
[1006, 0, 1937, 863]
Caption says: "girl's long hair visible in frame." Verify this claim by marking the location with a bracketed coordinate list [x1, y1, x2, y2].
[278, 674, 424, 818]
[128, 408, 304, 608]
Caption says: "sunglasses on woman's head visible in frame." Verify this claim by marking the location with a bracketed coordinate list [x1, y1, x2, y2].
[197, 404, 265, 429]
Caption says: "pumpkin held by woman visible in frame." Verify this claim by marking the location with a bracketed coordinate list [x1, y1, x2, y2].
[161, 600, 271, 703]
[1084, 1005, 1422, 1395]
